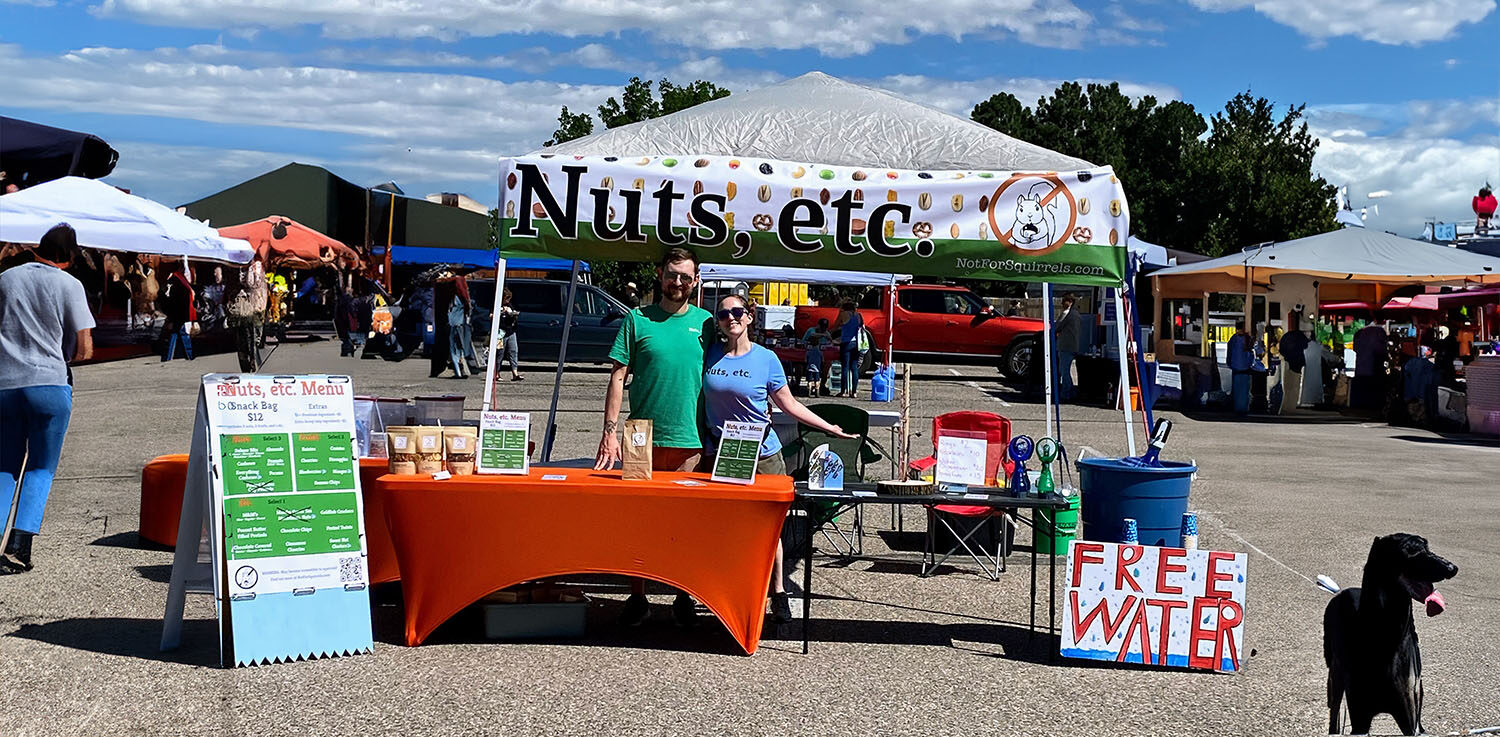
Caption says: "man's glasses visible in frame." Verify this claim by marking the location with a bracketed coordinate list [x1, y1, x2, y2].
[662, 272, 695, 284]
[716, 307, 748, 321]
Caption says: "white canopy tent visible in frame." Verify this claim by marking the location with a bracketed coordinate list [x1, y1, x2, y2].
[499, 72, 1137, 458]
[0, 176, 254, 263]
[1150, 227, 1500, 285]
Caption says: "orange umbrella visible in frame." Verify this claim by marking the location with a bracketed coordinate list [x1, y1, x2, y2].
[217, 215, 361, 270]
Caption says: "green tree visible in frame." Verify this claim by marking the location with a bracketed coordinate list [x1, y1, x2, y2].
[1192, 93, 1338, 256]
[538, 76, 731, 297]
[544, 106, 594, 147]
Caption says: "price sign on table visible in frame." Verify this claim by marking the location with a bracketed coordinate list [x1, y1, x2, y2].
[711, 421, 766, 485]
[478, 411, 530, 475]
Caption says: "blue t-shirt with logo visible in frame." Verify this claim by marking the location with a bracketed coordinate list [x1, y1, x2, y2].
[703, 342, 787, 458]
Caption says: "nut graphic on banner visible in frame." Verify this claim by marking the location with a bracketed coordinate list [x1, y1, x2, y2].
[986, 173, 1078, 254]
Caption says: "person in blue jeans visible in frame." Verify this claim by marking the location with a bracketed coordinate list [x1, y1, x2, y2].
[831, 300, 864, 398]
[703, 294, 854, 623]
[1053, 294, 1083, 401]
[0, 224, 95, 574]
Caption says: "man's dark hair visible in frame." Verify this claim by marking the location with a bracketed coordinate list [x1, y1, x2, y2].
[1060, 294, 1076, 306]
[37, 223, 78, 264]
[660, 247, 698, 272]
[1482, 186, 1493, 199]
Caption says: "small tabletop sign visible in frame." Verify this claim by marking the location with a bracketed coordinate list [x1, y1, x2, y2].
[478, 411, 530, 475]
[711, 421, 766, 485]
[807, 443, 844, 491]
[936, 430, 987, 488]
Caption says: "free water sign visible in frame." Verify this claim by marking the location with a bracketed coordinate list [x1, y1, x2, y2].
[1061, 541, 1248, 672]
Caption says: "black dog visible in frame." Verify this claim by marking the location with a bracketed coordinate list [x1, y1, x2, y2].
[1324, 533, 1458, 735]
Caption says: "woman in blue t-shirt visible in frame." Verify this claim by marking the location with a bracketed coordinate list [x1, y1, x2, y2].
[830, 300, 864, 398]
[704, 294, 854, 623]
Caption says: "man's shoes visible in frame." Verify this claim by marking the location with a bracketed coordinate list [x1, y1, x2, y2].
[672, 593, 698, 628]
[619, 593, 650, 627]
[769, 592, 793, 624]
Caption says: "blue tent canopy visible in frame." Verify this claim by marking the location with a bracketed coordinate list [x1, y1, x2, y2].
[380, 245, 589, 272]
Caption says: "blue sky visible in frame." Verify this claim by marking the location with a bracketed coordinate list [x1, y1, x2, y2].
[2, 0, 1495, 239]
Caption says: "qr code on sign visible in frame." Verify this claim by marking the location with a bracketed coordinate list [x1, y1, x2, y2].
[338, 556, 364, 584]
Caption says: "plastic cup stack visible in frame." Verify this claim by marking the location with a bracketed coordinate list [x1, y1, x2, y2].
[1181, 512, 1199, 550]
[1121, 517, 1139, 545]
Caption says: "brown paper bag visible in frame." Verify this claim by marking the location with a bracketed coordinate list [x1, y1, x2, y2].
[443, 426, 478, 475]
[414, 426, 445, 474]
[622, 419, 653, 480]
[386, 426, 419, 474]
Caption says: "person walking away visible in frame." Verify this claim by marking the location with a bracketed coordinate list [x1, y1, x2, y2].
[1350, 321, 1388, 411]
[0, 224, 95, 574]
[225, 251, 268, 372]
[1474, 186, 1496, 232]
[1278, 311, 1310, 413]
[703, 294, 855, 623]
[455, 274, 482, 375]
[1226, 321, 1254, 415]
[830, 300, 864, 398]
[430, 276, 457, 378]
[496, 288, 522, 381]
[444, 278, 471, 379]
[594, 247, 714, 627]
[335, 284, 360, 357]
[1053, 294, 1084, 401]
[197, 266, 226, 331]
[159, 266, 197, 362]
[802, 318, 832, 395]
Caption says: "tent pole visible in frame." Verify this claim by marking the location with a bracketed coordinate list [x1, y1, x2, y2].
[541, 259, 581, 463]
[1126, 257, 1154, 431]
[1152, 276, 1163, 353]
[1114, 288, 1136, 456]
[1042, 282, 1055, 441]
[482, 256, 507, 412]
[885, 274, 896, 366]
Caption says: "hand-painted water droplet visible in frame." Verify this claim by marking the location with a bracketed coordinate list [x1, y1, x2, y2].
[1098, 582, 1105, 591]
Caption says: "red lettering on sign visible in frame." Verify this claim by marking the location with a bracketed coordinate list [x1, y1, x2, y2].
[1116, 544, 1144, 592]
[1216, 599, 1243, 671]
[1068, 590, 1135, 645]
[1156, 547, 1188, 596]
[1117, 596, 1152, 665]
[1145, 598, 1187, 665]
[1205, 551, 1236, 599]
[1071, 541, 1105, 587]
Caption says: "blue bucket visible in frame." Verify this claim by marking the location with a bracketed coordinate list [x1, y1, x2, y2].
[1076, 457, 1195, 547]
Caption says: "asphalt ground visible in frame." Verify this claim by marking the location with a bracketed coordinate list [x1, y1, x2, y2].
[1, 339, 1497, 736]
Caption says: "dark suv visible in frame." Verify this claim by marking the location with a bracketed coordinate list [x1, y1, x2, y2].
[468, 278, 631, 364]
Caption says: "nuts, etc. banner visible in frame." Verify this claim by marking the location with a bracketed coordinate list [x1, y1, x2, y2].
[498, 154, 1129, 287]
[1062, 540, 1248, 672]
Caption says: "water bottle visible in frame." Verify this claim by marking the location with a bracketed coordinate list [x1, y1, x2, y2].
[870, 365, 893, 402]
[828, 361, 844, 395]
[1181, 512, 1198, 550]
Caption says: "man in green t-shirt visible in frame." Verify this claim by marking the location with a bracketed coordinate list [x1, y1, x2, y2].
[594, 246, 714, 626]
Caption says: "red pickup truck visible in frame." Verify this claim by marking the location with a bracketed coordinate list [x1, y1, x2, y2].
[792, 284, 1043, 379]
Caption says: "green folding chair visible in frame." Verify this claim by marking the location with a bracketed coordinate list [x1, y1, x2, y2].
[783, 404, 882, 556]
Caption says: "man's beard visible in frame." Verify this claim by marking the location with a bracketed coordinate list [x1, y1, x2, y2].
[663, 283, 690, 301]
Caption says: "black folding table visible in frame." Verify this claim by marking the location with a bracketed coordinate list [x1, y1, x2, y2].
[794, 483, 1071, 655]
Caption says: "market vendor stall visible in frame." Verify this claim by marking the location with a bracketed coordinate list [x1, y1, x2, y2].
[217, 215, 362, 270]
[374, 467, 793, 653]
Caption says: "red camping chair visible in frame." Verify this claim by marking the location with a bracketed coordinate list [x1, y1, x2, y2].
[908, 411, 1016, 580]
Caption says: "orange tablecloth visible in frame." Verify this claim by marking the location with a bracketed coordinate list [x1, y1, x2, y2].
[374, 468, 795, 654]
[138, 455, 400, 584]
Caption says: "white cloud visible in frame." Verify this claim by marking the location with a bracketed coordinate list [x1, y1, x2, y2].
[1187, 0, 1495, 45]
[93, 0, 1096, 56]
[1310, 100, 1500, 235]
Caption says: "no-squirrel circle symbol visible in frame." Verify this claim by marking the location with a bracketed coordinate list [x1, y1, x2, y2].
[235, 565, 258, 589]
[986, 173, 1078, 256]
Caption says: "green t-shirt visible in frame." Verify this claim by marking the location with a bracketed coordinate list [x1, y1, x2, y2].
[609, 303, 715, 449]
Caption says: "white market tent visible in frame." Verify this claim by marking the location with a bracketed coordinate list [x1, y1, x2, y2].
[541, 71, 1093, 173]
[498, 71, 1137, 458]
[1150, 227, 1500, 285]
[0, 176, 254, 264]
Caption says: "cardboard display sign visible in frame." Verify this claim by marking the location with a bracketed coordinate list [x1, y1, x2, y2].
[711, 421, 767, 485]
[477, 411, 530, 475]
[1062, 541, 1248, 672]
[162, 374, 373, 667]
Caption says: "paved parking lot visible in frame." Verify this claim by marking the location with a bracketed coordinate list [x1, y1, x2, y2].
[2, 340, 1496, 736]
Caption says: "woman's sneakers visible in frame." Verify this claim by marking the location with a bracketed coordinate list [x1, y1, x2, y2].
[769, 592, 793, 624]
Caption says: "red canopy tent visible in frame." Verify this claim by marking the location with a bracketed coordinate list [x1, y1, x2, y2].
[217, 216, 361, 270]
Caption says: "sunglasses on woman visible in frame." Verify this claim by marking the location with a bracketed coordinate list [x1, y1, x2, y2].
[716, 307, 748, 321]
